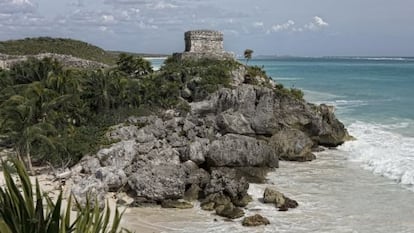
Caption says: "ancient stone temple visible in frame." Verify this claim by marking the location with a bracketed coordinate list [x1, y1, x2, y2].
[174, 30, 234, 60]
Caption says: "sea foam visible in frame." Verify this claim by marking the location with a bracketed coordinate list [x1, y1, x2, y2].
[340, 121, 414, 189]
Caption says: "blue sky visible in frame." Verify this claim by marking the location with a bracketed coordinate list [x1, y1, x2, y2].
[0, 0, 413, 56]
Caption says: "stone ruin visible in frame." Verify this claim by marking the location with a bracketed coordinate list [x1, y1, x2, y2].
[0, 53, 108, 70]
[173, 30, 234, 60]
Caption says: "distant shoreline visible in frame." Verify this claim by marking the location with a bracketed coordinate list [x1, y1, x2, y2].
[143, 56, 168, 60]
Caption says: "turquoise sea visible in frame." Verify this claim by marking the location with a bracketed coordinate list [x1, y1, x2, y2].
[143, 57, 414, 233]
[250, 57, 414, 188]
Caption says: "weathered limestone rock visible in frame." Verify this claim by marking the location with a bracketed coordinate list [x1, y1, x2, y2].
[200, 193, 232, 211]
[134, 147, 181, 167]
[96, 140, 137, 169]
[127, 164, 186, 201]
[242, 214, 270, 227]
[232, 194, 253, 207]
[71, 176, 108, 210]
[184, 184, 202, 201]
[76, 155, 101, 174]
[263, 187, 299, 211]
[215, 202, 245, 219]
[106, 124, 140, 141]
[269, 128, 316, 162]
[185, 139, 209, 165]
[204, 168, 250, 207]
[234, 167, 272, 184]
[216, 111, 255, 135]
[304, 104, 349, 147]
[95, 167, 127, 191]
[263, 188, 285, 207]
[191, 84, 349, 146]
[185, 168, 210, 189]
[206, 134, 278, 168]
[278, 197, 299, 211]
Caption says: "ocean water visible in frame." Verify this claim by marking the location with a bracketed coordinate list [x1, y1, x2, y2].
[249, 57, 414, 189]
[133, 57, 414, 232]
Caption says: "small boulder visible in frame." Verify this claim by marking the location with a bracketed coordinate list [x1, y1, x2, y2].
[186, 139, 209, 165]
[127, 164, 186, 201]
[269, 128, 316, 162]
[263, 188, 299, 211]
[263, 188, 285, 208]
[77, 156, 101, 174]
[232, 194, 253, 207]
[215, 202, 245, 219]
[71, 176, 108, 210]
[96, 140, 137, 168]
[204, 168, 249, 202]
[201, 202, 216, 211]
[278, 197, 299, 211]
[95, 167, 127, 191]
[242, 214, 270, 227]
[200, 193, 232, 211]
[184, 184, 201, 201]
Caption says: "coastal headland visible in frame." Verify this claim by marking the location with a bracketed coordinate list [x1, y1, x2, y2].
[0, 30, 349, 231]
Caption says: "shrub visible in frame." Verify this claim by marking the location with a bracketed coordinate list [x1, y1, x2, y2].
[289, 88, 304, 100]
[0, 160, 130, 233]
[160, 58, 239, 101]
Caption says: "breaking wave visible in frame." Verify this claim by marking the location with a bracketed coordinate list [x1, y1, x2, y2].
[340, 121, 414, 190]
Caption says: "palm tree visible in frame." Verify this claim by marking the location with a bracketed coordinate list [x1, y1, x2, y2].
[0, 94, 57, 172]
[116, 53, 153, 77]
[244, 49, 254, 65]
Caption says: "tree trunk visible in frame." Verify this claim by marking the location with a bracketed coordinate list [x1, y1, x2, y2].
[26, 142, 33, 174]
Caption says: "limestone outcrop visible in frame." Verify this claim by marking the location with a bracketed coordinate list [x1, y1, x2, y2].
[71, 80, 349, 216]
[0, 53, 108, 70]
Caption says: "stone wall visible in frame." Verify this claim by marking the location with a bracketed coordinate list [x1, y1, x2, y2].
[0, 53, 108, 70]
[174, 30, 234, 61]
[185, 30, 224, 53]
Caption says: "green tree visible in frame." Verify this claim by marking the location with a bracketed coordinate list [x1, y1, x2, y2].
[244, 49, 254, 65]
[116, 53, 153, 77]
[0, 94, 57, 172]
[10, 57, 62, 85]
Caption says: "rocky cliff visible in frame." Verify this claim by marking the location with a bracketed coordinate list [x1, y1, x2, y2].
[70, 62, 349, 218]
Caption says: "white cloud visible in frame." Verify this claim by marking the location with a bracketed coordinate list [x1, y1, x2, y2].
[271, 20, 295, 32]
[253, 21, 264, 28]
[101, 14, 115, 23]
[267, 16, 329, 33]
[0, 0, 36, 13]
[304, 16, 329, 31]
[150, 1, 178, 9]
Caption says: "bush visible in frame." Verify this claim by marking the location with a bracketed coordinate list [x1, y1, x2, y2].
[289, 88, 304, 100]
[160, 58, 239, 101]
[274, 85, 304, 100]
[0, 160, 130, 233]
